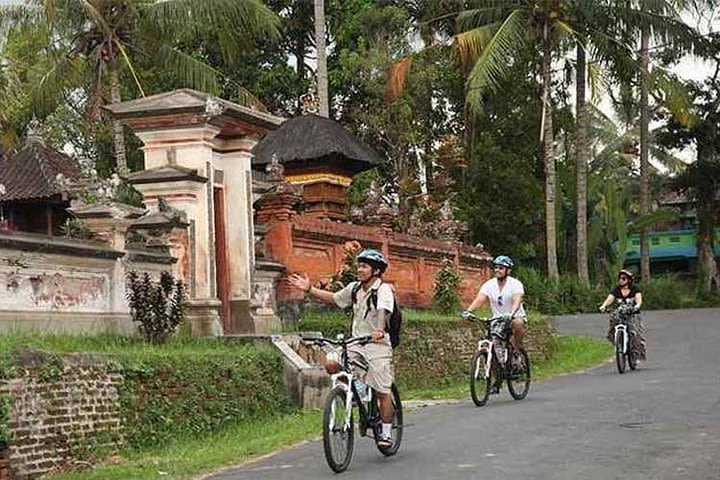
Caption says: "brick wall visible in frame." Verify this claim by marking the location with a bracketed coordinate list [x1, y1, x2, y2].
[293, 317, 556, 391]
[0, 352, 123, 479]
[264, 214, 493, 312]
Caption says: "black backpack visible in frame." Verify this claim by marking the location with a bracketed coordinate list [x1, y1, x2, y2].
[351, 282, 402, 348]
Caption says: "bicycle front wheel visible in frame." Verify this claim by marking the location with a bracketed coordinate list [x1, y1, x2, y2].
[470, 350, 490, 406]
[323, 387, 354, 473]
[507, 348, 531, 400]
[627, 334, 637, 371]
[615, 332, 626, 374]
[377, 383, 403, 456]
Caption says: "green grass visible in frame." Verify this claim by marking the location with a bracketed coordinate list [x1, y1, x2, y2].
[402, 334, 612, 400]
[0, 331, 259, 358]
[49, 410, 322, 480]
[47, 334, 610, 480]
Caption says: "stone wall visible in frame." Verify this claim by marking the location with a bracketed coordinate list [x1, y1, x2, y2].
[290, 316, 556, 394]
[0, 230, 173, 333]
[260, 209, 492, 319]
[0, 353, 123, 479]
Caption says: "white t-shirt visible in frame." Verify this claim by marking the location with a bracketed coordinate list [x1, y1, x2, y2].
[333, 278, 394, 347]
[479, 276, 526, 318]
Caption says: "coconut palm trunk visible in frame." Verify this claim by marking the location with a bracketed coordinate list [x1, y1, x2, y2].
[542, 30, 559, 281]
[109, 60, 128, 175]
[639, 27, 651, 281]
[313, 0, 329, 117]
[575, 41, 589, 284]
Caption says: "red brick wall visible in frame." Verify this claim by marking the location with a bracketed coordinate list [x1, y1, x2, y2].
[1, 354, 123, 479]
[270, 215, 492, 307]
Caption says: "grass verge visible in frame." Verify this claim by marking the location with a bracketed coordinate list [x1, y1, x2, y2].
[49, 334, 610, 480]
[403, 335, 611, 400]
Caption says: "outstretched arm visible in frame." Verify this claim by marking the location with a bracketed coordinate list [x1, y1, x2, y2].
[286, 273, 336, 304]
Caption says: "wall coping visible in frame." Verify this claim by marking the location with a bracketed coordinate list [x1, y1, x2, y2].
[0, 230, 123, 260]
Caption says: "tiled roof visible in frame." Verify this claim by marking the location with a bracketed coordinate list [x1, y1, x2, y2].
[0, 139, 81, 202]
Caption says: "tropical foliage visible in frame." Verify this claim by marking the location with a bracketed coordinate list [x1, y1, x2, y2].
[1, 0, 719, 292]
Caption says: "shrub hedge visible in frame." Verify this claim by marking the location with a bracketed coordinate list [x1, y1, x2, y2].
[516, 267, 720, 314]
[295, 309, 556, 391]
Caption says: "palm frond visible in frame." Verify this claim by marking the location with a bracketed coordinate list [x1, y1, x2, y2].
[157, 45, 221, 96]
[453, 23, 499, 70]
[143, 0, 280, 48]
[113, 39, 145, 97]
[651, 67, 695, 127]
[456, 2, 517, 31]
[465, 8, 529, 114]
[385, 56, 413, 102]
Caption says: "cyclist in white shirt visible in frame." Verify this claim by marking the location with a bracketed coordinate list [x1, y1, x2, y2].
[462, 255, 527, 379]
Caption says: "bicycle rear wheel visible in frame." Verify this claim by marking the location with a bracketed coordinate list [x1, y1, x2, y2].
[377, 384, 403, 456]
[615, 332, 626, 374]
[323, 387, 354, 473]
[470, 350, 490, 406]
[507, 348, 531, 400]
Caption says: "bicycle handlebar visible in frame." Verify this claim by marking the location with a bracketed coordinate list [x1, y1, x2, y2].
[300, 334, 374, 348]
[463, 312, 509, 324]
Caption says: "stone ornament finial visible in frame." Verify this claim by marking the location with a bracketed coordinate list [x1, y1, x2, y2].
[203, 96, 226, 119]
[265, 153, 285, 182]
[300, 90, 319, 115]
[26, 117, 44, 144]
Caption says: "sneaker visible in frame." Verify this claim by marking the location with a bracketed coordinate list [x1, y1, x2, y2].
[377, 435, 393, 449]
[489, 385, 501, 395]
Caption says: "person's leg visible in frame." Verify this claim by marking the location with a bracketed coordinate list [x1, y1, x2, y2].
[510, 317, 526, 352]
[631, 314, 647, 360]
[365, 354, 395, 444]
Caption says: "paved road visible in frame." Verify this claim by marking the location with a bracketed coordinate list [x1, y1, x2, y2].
[209, 309, 720, 480]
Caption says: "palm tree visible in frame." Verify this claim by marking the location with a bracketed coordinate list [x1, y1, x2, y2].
[313, 0, 329, 117]
[1, 0, 279, 175]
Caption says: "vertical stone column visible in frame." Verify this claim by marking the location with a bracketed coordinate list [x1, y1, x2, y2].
[130, 125, 223, 336]
[213, 138, 258, 333]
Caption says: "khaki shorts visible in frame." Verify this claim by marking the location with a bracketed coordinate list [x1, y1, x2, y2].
[349, 343, 394, 395]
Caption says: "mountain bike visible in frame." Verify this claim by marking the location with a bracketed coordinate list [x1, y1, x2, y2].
[301, 334, 403, 473]
[465, 313, 531, 406]
[611, 303, 640, 374]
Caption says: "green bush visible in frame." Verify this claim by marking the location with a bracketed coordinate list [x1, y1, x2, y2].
[433, 259, 461, 313]
[117, 344, 292, 449]
[0, 393, 10, 446]
[515, 267, 720, 314]
[126, 271, 187, 344]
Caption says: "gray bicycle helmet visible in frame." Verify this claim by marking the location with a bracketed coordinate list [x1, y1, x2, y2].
[492, 255, 514, 269]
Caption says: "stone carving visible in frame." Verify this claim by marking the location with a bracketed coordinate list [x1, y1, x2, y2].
[350, 180, 398, 228]
[300, 89, 319, 115]
[203, 96, 226, 119]
[0, 270, 107, 311]
[265, 154, 284, 182]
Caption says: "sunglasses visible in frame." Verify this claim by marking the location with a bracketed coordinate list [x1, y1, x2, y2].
[619, 276, 629, 281]
[497, 295, 503, 306]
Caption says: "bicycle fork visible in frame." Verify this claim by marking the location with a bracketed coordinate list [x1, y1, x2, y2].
[614, 325, 627, 354]
[474, 339, 494, 379]
[329, 371, 354, 432]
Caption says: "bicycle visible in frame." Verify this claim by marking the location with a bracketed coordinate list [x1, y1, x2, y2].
[465, 313, 531, 407]
[301, 333, 403, 473]
[610, 303, 640, 374]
